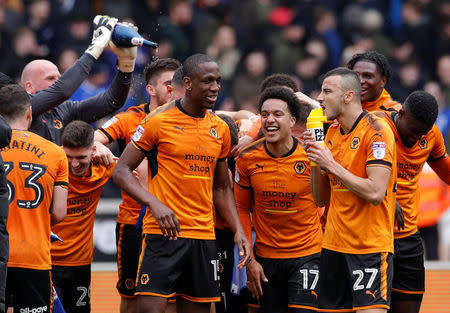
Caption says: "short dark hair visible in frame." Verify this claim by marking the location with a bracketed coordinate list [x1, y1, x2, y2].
[171, 67, 184, 87]
[62, 120, 94, 148]
[260, 73, 300, 93]
[217, 114, 239, 146]
[0, 84, 30, 123]
[322, 67, 361, 100]
[144, 58, 181, 85]
[403, 91, 438, 127]
[0, 72, 13, 88]
[347, 51, 393, 83]
[258, 87, 310, 123]
[182, 54, 215, 78]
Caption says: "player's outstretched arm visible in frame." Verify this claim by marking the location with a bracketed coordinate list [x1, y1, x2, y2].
[66, 69, 132, 124]
[428, 155, 450, 185]
[31, 16, 117, 117]
[113, 143, 180, 239]
[51, 186, 68, 226]
[213, 160, 250, 268]
[215, 110, 256, 121]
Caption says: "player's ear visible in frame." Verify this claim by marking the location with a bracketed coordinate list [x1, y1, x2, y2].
[290, 116, 296, 128]
[380, 76, 387, 89]
[146, 84, 156, 97]
[26, 105, 32, 120]
[167, 84, 174, 95]
[184, 77, 192, 92]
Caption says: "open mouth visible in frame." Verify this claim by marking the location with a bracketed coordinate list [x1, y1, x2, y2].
[207, 95, 218, 102]
[265, 126, 279, 136]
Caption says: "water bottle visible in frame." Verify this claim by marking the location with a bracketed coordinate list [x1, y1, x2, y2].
[112, 23, 158, 49]
[306, 107, 327, 166]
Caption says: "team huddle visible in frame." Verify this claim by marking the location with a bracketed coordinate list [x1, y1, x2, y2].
[0, 14, 449, 313]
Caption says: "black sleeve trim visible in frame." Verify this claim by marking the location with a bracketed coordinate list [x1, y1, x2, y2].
[98, 128, 114, 143]
[427, 153, 446, 162]
[55, 181, 69, 187]
[217, 157, 227, 162]
[132, 141, 149, 153]
[235, 182, 251, 189]
[366, 160, 392, 168]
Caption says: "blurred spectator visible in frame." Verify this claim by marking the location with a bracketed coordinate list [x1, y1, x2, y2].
[57, 48, 79, 74]
[424, 81, 450, 149]
[157, 0, 193, 61]
[58, 15, 92, 56]
[70, 62, 109, 102]
[360, 9, 391, 58]
[436, 54, 450, 106]
[267, 4, 304, 73]
[232, 51, 267, 112]
[304, 37, 331, 72]
[389, 38, 414, 74]
[207, 24, 240, 100]
[390, 59, 424, 102]
[0, 2, 24, 34]
[0, 26, 46, 81]
[132, 0, 168, 42]
[294, 53, 321, 96]
[401, 0, 435, 69]
[313, 6, 341, 68]
[206, 25, 240, 81]
[27, 0, 55, 58]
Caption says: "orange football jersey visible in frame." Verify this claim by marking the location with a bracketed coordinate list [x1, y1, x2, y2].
[382, 113, 446, 239]
[131, 100, 231, 239]
[323, 111, 397, 254]
[99, 103, 149, 224]
[235, 137, 323, 258]
[51, 163, 114, 266]
[362, 89, 401, 112]
[1, 130, 68, 270]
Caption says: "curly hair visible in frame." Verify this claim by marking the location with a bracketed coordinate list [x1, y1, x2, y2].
[258, 86, 312, 124]
[347, 51, 392, 83]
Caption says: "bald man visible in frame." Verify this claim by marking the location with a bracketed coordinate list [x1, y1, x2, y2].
[21, 16, 136, 145]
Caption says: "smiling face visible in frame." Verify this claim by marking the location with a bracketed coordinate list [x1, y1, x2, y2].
[352, 60, 386, 103]
[63, 145, 93, 176]
[260, 98, 296, 144]
[185, 61, 221, 110]
[317, 75, 345, 121]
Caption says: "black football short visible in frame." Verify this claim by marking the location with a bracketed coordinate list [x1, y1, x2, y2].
[115, 223, 142, 298]
[135, 234, 220, 303]
[52, 264, 91, 313]
[318, 249, 393, 312]
[6, 267, 52, 312]
[392, 232, 425, 301]
[249, 253, 320, 313]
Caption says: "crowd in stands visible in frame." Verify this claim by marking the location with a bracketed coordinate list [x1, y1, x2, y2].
[1, 0, 449, 149]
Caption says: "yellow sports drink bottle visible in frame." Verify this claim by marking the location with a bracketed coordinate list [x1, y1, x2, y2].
[306, 107, 327, 166]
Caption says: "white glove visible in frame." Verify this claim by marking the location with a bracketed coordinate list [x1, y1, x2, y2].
[107, 22, 138, 72]
[85, 15, 118, 60]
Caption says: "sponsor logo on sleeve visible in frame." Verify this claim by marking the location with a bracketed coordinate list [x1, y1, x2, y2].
[132, 125, 145, 142]
[372, 142, 386, 159]
[101, 116, 118, 129]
